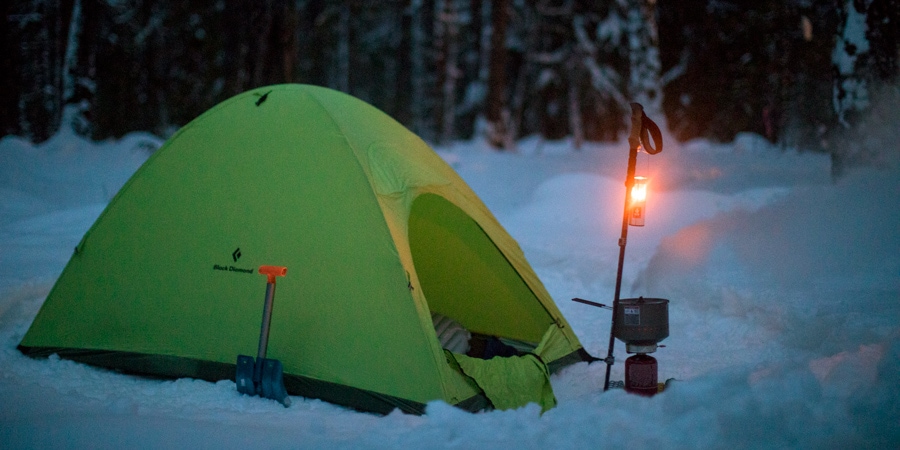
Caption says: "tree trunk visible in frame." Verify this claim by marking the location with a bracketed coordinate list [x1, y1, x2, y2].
[0, 0, 15, 136]
[281, 1, 298, 83]
[252, 2, 274, 88]
[437, 0, 460, 144]
[61, 0, 80, 104]
[61, 0, 86, 133]
[337, 3, 351, 92]
[434, 0, 446, 140]
[485, 0, 510, 148]
[568, 57, 584, 150]
[14, 0, 68, 141]
[410, 0, 435, 141]
[232, 2, 251, 93]
[472, 0, 488, 81]
[392, 0, 413, 126]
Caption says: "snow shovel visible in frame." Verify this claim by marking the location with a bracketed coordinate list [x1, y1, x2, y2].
[236, 265, 291, 407]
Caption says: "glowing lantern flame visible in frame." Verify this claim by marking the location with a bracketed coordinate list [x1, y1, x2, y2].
[629, 176, 648, 227]
[631, 176, 648, 202]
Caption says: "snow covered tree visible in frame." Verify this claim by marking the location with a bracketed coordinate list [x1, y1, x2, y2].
[577, 2, 633, 141]
[453, 0, 489, 140]
[624, 0, 662, 122]
[7, 0, 894, 155]
[8, 0, 69, 141]
[832, 0, 872, 128]
[60, 0, 94, 135]
[828, 0, 900, 175]
[516, 0, 621, 146]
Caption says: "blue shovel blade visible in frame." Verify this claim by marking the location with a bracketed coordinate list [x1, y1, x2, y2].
[235, 354, 257, 396]
[260, 358, 291, 407]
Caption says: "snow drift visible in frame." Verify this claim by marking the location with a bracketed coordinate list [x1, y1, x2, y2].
[1, 128, 898, 448]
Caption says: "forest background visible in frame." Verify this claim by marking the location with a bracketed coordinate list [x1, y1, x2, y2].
[2, 0, 898, 174]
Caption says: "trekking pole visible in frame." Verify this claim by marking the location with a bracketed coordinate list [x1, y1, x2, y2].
[570, 104, 663, 391]
[603, 104, 644, 391]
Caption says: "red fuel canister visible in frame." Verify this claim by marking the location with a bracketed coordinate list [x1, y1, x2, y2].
[625, 354, 658, 396]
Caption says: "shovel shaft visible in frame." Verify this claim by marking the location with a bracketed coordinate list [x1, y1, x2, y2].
[256, 282, 276, 361]
[254, 265, 286, 383]
[253, 282, 277, 386]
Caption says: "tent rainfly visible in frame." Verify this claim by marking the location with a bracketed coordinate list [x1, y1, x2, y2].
[18, 84, 592, 414]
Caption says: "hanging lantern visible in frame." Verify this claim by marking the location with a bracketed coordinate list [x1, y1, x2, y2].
[629, 176, 648, 227]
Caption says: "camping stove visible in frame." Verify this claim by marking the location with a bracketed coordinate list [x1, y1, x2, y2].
[614, 297, 669, 396]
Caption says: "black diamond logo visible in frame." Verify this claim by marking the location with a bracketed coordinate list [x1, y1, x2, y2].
[232, 248, 242, 262]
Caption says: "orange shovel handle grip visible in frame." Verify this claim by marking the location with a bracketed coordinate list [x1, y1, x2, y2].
[259, 265, 287, 284]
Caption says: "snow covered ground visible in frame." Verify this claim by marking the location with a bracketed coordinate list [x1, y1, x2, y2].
[1, 125, 897, 448]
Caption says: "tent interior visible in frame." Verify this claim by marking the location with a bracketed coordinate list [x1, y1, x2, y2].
[411, 193, 551, 349]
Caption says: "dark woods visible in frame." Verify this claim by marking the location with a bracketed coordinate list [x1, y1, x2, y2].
[2, 1, 898, 165]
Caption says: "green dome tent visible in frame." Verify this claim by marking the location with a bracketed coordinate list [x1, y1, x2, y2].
[18, 84, 591, 414]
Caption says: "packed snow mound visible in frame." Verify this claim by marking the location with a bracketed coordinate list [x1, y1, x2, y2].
[633, 165, 900, 369]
